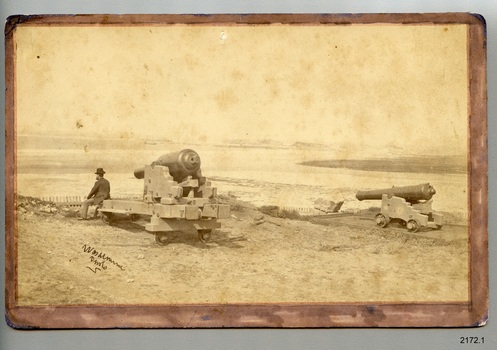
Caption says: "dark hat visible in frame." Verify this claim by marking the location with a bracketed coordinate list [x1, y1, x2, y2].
[95, 168, 106, 175]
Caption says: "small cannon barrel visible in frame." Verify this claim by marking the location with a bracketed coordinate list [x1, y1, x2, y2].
[134, 149, 202, 182]
[356, 183, 436, 202]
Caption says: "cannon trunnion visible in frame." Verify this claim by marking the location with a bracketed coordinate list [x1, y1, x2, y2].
[99, 149, 230, 245]
[356, 183, 443, 232]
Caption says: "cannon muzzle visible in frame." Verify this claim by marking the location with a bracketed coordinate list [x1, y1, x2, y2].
[134, 149, 202, 182]
[356, 183, 436, 202]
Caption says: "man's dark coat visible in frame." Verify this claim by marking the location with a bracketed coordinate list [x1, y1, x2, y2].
[87, 177, 111, 205]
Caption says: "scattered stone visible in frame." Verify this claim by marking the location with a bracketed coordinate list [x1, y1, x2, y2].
[253, 215, 265, 226]
[314, 198, 344, 213]
[40, 206, 49, 213]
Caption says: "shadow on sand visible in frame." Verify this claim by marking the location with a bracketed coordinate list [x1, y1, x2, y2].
[96, 214, 246, 249]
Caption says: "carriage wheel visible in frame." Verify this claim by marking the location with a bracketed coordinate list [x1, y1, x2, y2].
[375, 213, 390, 228]
[101, 212, 113, 224]
[155, 232, 170, 246]
[406, 219, 420, 233]
[198, 229, 212, 243]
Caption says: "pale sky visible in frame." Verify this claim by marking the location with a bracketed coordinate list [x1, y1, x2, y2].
[15, 24, 468, 154]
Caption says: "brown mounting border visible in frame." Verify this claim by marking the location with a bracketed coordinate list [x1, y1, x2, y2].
[4, 13, 487, 328]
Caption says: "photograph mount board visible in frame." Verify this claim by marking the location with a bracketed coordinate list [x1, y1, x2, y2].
[4, 13, 487, 328]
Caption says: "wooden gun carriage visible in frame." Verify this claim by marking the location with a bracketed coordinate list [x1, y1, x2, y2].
[99, 149, 230, 245]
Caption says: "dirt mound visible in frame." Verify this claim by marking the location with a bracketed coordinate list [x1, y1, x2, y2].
[17, 195, 80, 218]
[17, 195, 59, 214]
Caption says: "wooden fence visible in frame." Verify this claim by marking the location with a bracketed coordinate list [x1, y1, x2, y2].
[39, 196, 141, 208]
[40, 196, 83, 208]
[282, 207, 315, 214]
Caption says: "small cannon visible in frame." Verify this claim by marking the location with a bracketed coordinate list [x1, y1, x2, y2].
[99, 149, 230, 245]
[356, 183, 443, 232]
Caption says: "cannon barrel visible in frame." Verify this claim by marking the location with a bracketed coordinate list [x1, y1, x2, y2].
[355, 183, 436, 202]
[134, 149, 201, 182]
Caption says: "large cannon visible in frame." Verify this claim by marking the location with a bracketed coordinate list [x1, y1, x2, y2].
[356, 183, 443, 232]
[133, 149, 203, 183]
[99, 149, 230, 245]
[134, 149, 207, 199]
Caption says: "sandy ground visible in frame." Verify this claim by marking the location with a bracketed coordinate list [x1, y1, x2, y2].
[14, 195, 469, 306]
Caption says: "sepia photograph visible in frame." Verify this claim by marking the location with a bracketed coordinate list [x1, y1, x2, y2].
[5, 13, 487, 328]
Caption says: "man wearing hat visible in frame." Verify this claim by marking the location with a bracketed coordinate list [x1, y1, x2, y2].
[79, 168, 111, 220]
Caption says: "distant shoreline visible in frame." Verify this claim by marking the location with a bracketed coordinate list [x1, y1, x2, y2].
[300, 156, 467, 175]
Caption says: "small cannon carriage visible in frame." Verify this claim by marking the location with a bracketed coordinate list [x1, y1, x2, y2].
[356, 183, 443, 232]
[99, 149, 230, 245]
